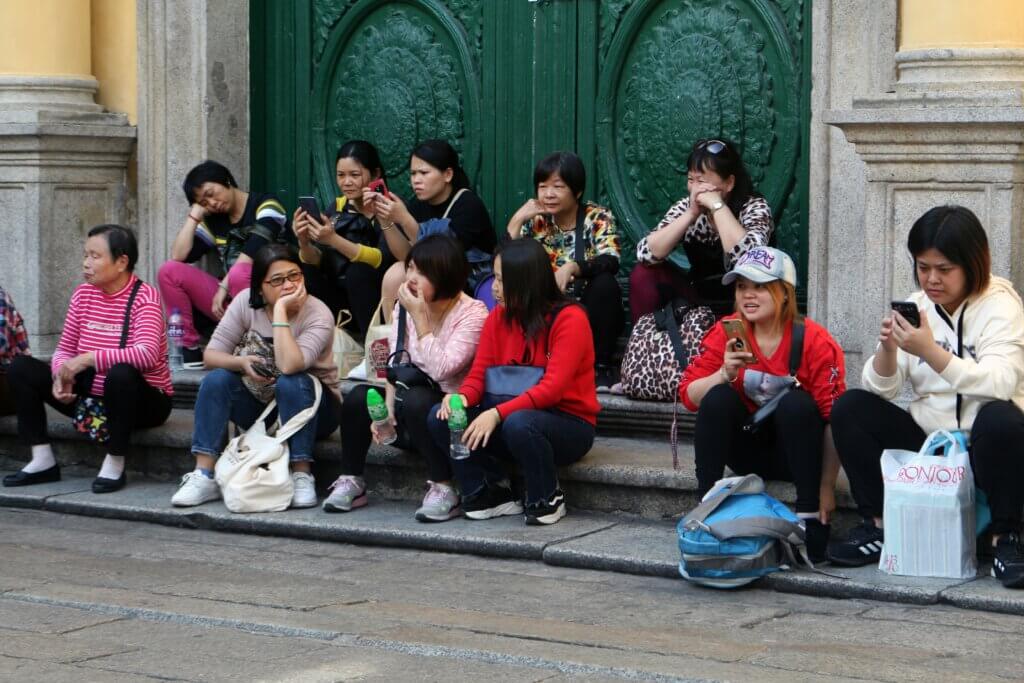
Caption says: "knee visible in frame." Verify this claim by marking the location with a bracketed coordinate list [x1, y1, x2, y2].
[198, 368, 239, 396]
[104, 363, 141, 390]
[158, 259, 188, 287]
[425, 404, 448, 439]
[342, 384, 372, 417]
[274, 372, 312, 399]
[587, 272, 621, 299]
[698, 383, 745, 417]
[830, 389, 873, 431]
[383, 262, 405, 292]
[774, 389, 820, 424]
[972, 400, 1024, 444]
[7, 354, 35, 383]
[501, 411, 537, 441]
[227, 262, 252, 296]
[399, 387, 438, 420]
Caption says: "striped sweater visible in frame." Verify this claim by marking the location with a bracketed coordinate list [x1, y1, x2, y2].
[51, 275, 174, 397]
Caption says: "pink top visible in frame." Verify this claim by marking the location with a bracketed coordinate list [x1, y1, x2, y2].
[207, 290, 341, 399]
[389, 293, 488, 393]
[52, 275, 173, 396]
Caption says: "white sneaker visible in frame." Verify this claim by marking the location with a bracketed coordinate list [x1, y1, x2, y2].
[346, 360, 368, 380]
[171, 471, 220, 507]
[291, 471, 317, 508]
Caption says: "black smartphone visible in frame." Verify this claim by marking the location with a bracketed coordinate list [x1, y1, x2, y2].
[298, 195, 321, 218]
[891, 301, 921, 328]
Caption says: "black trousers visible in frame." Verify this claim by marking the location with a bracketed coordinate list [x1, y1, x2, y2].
[8, 355, 172, 458]
[303, 261, 383, 343]
[0, 373, 13, 416]
[340, 383, 449, 482]
[831, 388, 1024, 534]
[579, 271, 625, 366]
[694, 384, 825, 514]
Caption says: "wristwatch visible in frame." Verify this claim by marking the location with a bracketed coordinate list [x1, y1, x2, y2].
[711, 201, 725, 212]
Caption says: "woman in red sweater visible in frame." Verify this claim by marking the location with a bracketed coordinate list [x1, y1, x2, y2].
[679, 247, 845, 561]
[428, 239, 599, 525]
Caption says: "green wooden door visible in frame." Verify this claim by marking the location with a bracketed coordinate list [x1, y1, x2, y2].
[251, 0, 811, 294]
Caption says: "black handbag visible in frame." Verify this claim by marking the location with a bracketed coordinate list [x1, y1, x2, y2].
[743, 321, 804, 433]
[482, 307, 563, 404]
[386, 306, 441, 397]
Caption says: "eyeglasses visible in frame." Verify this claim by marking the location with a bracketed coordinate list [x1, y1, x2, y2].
[265, 270, 303, 288]
[696, 139, 728, 154]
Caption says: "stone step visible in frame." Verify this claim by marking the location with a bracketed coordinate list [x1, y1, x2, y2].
[0, 406, 857, 522]
[168, 370, 691, 439]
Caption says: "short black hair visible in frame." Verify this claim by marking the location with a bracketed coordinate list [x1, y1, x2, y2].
[182, 160, 237, 205]
[405, 234, 469, 301]
[495, 238, 571, 341]
[87, 224, 138, 272]
[336, 140, 386, 182]
[686, 138, 759, 216]
[249, 243, 303, 308]
[410, 139, 471, 191]
[533, 151, 586, 199]
[908, 205, 991, 297]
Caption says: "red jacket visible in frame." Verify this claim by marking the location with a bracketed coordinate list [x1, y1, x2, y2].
[459, 304, 600, 425]
[679, 315, 846, 420]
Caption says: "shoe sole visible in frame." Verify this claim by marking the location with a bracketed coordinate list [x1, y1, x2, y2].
[526, 503, 566, 525]
[322, 495, 368, 513]
[991, 566, 1024, 589]
[465, 501, 524, 520]
[182, 361, 205, 370]
[826, 553, 880, 568]
[415, 506, 463, 523]
[171, 495, 220, 507]
[290, 498, 319, 509]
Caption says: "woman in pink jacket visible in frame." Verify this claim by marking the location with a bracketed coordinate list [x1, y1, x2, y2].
[323, 234, 488, 522]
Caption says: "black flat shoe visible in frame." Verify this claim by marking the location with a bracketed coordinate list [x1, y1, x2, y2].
[3, 464, 61, 487]
[92, 473, 126, 494]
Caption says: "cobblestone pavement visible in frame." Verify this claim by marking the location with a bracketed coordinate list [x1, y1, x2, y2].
[1, 508, 1022, 682]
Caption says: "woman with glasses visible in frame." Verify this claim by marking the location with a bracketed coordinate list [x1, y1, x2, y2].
[171, 244, 341, 509]
[631, 138, 774, 321]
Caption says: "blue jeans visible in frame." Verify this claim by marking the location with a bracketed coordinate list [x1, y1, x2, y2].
[192, 369, 340, 462]
[426, 400, 595, 505]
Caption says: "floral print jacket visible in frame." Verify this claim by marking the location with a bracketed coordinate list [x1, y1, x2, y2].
[519, 202, 620, 278]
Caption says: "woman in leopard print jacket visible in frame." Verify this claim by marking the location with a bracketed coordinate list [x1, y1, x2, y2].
[630, 139, 773, 322]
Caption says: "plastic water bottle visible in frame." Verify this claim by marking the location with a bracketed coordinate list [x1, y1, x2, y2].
[366, 388, 397, 445]
[448, 395, 471, 460]
[167, 308, 184, 371]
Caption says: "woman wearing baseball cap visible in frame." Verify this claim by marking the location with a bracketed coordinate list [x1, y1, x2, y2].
[678, 246, 846, 562]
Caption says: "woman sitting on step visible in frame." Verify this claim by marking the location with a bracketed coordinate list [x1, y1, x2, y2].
[505, 151, 624, 392]
[323, 235, 488, 521]
[826, 206, 1024, 589]
[4, 225, 173, 493]
[171, 244, 340, 510]
[158, 160, 289, 368]
[427, 239, 599, 526]
[679, 246, 846, 563]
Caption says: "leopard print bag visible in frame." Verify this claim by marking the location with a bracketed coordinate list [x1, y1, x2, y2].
[620, 302, 715, 402]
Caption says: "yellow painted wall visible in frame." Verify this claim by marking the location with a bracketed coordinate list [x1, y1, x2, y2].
[91, 0, 138, 123]
[901, 0, 1024, 50]
[0, 0, 92, 76]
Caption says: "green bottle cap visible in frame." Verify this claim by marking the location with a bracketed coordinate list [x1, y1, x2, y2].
[450, 395, 464, 410]
[366, 388, 384, 406]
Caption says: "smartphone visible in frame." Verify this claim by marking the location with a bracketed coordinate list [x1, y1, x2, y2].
[891, 301, 921, 328]
[367, 178, 389, 195]
[721, 319, 758, 361]
[298, 195, 321, 218]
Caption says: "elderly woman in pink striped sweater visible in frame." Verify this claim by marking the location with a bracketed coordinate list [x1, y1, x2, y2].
[323, 234, 489, 522]
[4, 225, 173, 494]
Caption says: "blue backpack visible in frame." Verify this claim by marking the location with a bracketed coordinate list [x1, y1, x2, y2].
[677, 474, 811, 588]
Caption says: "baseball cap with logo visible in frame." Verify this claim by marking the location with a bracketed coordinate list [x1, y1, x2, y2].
[721, 247, 797, 287]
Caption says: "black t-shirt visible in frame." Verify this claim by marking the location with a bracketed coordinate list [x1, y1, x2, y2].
[187, 192, 288, 264]
[406, 188, 496, 255]
[324, 197, 395, 268]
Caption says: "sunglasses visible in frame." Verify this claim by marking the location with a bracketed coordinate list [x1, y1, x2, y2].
[265, 270, 303, 288]
[696, 139, 728, 154]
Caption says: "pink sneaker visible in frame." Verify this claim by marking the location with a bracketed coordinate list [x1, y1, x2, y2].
[322, 475, 367, 513]
[415, 481, 462, 522]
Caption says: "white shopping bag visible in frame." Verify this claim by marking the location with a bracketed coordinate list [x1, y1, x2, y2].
[880, 430, 977, 579]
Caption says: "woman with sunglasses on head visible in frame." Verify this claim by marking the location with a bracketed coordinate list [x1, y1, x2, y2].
[158, 160, 289, 368]
[631, 138, 773, 321]
[506, 151, 624, 391]
[826, 206, 1024, 588]
[171, 244, 340, 510]
[293, 140, 405, 341]
[679, 247, 846, 563]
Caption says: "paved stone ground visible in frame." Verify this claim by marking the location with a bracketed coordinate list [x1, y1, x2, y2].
[2, 509, 1023, 682]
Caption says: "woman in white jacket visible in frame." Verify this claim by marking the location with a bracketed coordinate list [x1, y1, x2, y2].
[826, 206, 1024, 588]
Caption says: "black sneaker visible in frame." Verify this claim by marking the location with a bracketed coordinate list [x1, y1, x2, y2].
[992, 533, 1024, 588]
[804, 518, 830, 564]
[826, 520, 884, 567]
[182, 346, 204, 370]
[462, 483, 524, 520]
[525, 489, 567, 525]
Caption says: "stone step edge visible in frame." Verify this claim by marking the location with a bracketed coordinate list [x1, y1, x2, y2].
[0, 478, 1016, 618]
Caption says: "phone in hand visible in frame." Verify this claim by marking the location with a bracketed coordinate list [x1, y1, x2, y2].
[721, 319, 758, 363]
[298, 195, 321, 219]
[891, 301, 921, 328]
[367, 178, 389, 195]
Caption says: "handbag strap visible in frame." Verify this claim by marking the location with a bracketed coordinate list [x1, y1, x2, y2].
[573, 204, 587, 264]
[442, 188, 469, 220]
[270, 374, 324, 445]
[120, 279, 143, 349]
[335, 309, 353, 330]
[655, 303, 691, 367]
[788, 321, 805, 377]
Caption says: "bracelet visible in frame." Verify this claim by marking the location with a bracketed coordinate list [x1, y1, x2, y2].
[271, 322, 291, 328]
[719, 366, 736, 384]
[492, 408, 502, 423]
[381, 221, 396, 231]
[188, 213, 204, 223]
[218, 283, 229, 292]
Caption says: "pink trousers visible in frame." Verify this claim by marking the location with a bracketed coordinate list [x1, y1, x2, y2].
[157, 260, 252, 348]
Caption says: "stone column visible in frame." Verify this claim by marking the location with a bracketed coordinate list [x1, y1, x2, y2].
[136, 0, 250, 280]
[822, 0, 1024, 377]
[0, 0, 136, 354]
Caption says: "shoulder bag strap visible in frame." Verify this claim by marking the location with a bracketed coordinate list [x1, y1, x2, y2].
[119, 279, 144, 349]
[271, 375, 324, 445]
[573, 204, 587, 265]
[788, 321, 805, 378]
[441, 188, 469, 220]
[396, 305, 408, 355]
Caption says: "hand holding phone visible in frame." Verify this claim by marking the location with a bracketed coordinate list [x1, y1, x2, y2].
[298, 195, 321, 219]
[891, 301, 921, 328]
[367, 178, 389, 195]
[721, 319, 758, 363]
